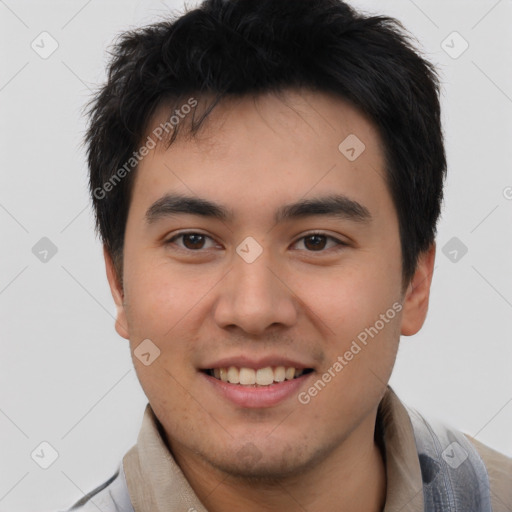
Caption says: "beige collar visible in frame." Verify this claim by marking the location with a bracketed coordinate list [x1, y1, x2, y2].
[123, 386, 424, 511]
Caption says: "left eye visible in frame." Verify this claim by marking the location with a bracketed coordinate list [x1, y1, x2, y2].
[291, 233, 345, 252]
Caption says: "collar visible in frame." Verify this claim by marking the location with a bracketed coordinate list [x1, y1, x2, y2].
[123, 386, 424, 511]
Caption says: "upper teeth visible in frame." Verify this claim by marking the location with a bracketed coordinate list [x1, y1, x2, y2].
[212, 366, 304, 385]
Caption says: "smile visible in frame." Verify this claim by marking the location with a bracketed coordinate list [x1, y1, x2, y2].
[204, 366, 314, 386]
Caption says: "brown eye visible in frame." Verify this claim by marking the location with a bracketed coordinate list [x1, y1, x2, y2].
[166, 232, 217, 251]
[292, 232, 347, 253]
[181, 233, 206, 249]
[303, 234, 328, 251]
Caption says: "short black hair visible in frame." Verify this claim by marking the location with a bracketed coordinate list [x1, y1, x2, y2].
[85, 0, 446, 288]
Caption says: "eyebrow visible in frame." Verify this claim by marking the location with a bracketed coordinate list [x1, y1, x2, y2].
[145, 193, 372, 225]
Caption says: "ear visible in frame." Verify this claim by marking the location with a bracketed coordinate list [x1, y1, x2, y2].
[400, 242, 436, 336]
[104, 246, 129, 340]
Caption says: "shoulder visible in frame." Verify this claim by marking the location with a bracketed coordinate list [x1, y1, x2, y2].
[465, 435, 512, 512]
[60, 463, 134, 512]
[404, 402, 510, 511]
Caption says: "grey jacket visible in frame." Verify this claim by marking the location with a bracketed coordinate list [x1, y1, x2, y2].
[63, 406, 494, 512]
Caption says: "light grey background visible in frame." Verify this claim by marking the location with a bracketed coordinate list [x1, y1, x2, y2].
[0, 0, 511, 510]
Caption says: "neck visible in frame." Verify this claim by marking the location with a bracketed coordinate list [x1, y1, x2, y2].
[169, 412, 387, 512]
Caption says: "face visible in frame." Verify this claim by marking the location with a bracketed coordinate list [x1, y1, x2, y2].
[106, 90, 434, 480]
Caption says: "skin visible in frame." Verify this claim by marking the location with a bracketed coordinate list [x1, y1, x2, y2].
[105, 89, 435, 512]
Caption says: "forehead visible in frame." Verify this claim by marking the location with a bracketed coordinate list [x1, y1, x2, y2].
[130, 89, 392, 227]
[147, 90, 383, 159]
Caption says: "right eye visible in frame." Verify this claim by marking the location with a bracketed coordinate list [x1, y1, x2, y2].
[164, 232, 220, 251]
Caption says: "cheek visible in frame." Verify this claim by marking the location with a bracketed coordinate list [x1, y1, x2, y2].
[123, 257, 221, 363]
[123, 259, 185, 337]
[303, 263, 401, 338]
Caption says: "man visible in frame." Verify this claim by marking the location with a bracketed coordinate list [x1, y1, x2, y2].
[65, 0, 512, 510]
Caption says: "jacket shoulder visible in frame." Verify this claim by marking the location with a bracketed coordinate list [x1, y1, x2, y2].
[466, 435, 512, 512]
[61, 463, 134, 512]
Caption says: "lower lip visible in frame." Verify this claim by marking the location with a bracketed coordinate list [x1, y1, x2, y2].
[201, 371, 314, 408]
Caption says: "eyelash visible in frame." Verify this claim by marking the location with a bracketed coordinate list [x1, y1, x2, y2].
[164, 231, 348, 254]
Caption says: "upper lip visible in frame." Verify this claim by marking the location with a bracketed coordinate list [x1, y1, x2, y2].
[200, 355, 315, 371]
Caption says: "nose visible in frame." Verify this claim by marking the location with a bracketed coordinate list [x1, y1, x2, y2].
[213, 246, 298, 336]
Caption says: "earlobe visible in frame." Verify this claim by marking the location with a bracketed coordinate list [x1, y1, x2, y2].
[103, 246, 130, 340]
[400, 243, 436, 336]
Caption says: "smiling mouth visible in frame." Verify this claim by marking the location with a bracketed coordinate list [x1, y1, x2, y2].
[202, 366, 314, 386]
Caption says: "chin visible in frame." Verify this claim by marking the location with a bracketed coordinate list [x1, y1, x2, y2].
[203, 441, 323, 483]
[210, 458, 305, 482]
